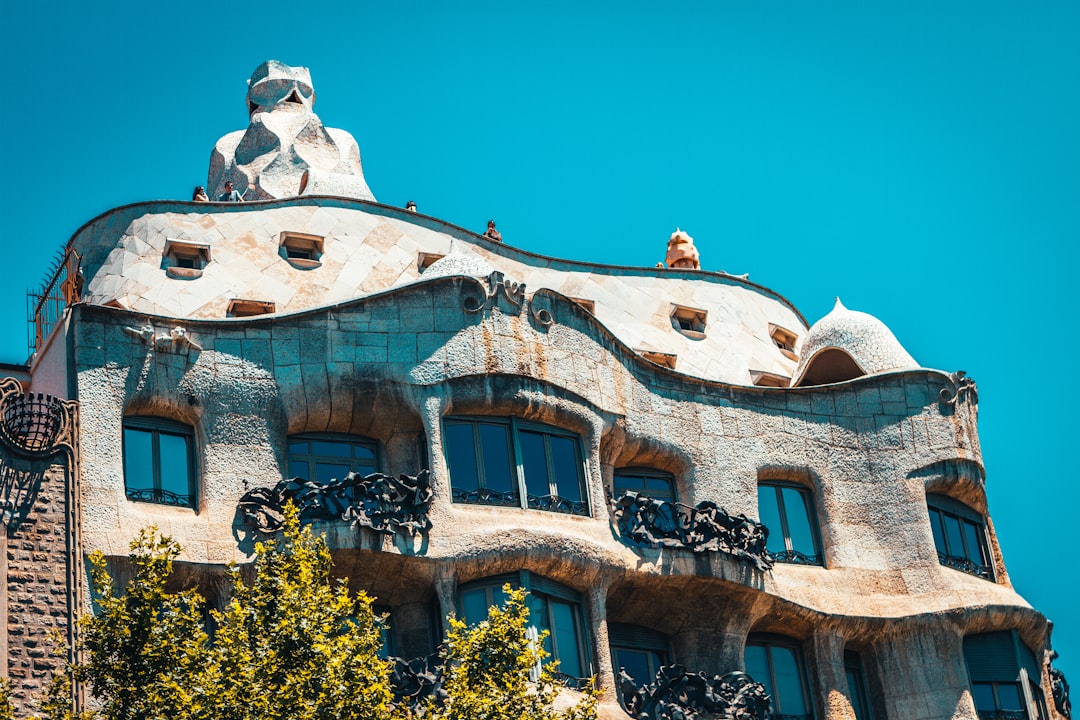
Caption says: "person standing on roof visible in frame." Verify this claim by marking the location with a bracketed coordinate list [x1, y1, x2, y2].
[218, 181, 244, 202]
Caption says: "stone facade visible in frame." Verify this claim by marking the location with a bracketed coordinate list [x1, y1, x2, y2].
[6, 61, 1069, 720]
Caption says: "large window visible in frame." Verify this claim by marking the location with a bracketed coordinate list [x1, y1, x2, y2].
[844, 650, 873, 720]
[444, 417, 588, 515]
[286, 433, 378, 483]
[123, 416, 196, 508]
[612, 469, 676, 501]
[744, 635, 814, 720]
[458, 572, 590, 685]
[927, 494, 993, 580]
[609, 622, 670, 687]
[757, 481, 822, 565]
[964, 631, 1048, 720]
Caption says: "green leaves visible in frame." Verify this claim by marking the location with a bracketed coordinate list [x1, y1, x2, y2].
[40, 504, 596, 720]
[433, 585, 597, 720]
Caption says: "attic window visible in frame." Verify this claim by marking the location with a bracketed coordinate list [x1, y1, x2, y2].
[639, 350, 677, 369]
[769, 324, 799, 361]
[285, 89, 303, 104]
[418, 252, 445, 272]
[280, 232, 324, 269]
[163, 239, 211, 279]
[569, 298, 595, 314]
[750, 370, 791, 388]
[227, 299, 276, 318]
[670, 305, 707, 338]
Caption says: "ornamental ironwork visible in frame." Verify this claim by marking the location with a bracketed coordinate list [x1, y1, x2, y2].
[527, 493, 588, 515]
[452, 486, 520, 507]
[613, 491, 774, 571]
[1051, 650, 1072, 719]
[389, 653, 446, 714]
[769, 548, 822, 567]
[617, 664, 771, 720]
[937, 552, 993, 580]
[0, 377, 80, 530]
[976, 712, 1027, 720]
[238, 469, 433, 535]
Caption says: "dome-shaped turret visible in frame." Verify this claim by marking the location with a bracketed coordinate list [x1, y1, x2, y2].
[421, 240, 497, 279]
[792, 298, 918, 386]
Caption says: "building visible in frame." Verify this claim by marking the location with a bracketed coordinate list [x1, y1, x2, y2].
[1, 60, 1071, 719]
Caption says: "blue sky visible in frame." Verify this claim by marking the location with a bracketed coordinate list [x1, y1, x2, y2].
[2, 0, 1077, 686]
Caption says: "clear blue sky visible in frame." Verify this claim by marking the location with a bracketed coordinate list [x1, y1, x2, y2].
[2, 0, 1077, 685]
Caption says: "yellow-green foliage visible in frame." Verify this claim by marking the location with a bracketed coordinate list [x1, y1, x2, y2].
[428, 585, 597, 720]
[0, 678, 14, 720]
[36, 506, 596, 720]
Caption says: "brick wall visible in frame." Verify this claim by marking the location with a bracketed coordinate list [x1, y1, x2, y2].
[4, 462, 74, 718]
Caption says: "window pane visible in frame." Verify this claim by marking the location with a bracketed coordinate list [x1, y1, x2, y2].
[288, 460, 307, 480]
[311, 440, 351, 457]
[846, 667, 872, 720]
[614, 648, 653, 685]
[315, 462, 350, 484]
[520, 431, 551, 498]
[613, 474, 646, 495]
[944, 514, 965, 558]
[962, 520, 986, 565]
[972, 682, 997, 711]
[445, 423, 480, 493]
[478, 423, 515, 494]
[745, 645, 773, 697]
[781, 487, 816, 556]
[460, 588, 489, 626]
[771, 645, 808, 715]
[645, 477, 674, 498]
[997, 682, 1024, 711]
[158, 432, 192, 501]
[929, 509, 947, 554]
[353, 444, 376, 461]
[123, 427, 155, 493]
[288, 440, 309, 455]
[550, 600, 583, 678]
[757, 487, 786, 555]
[549, 435, 582, 503]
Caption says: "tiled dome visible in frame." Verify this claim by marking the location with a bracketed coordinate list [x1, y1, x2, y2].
[792, 298, 918, 386]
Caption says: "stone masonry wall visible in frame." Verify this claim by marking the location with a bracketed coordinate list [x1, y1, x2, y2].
[5, 463, 73, 718]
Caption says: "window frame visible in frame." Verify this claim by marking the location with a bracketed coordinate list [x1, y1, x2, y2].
[927, 493, 994, 581]
[744, 633, 815, 720]
[122, 415, 197, 508]
[457, 571, 592, 685]
[609, 622, 671, 687]
[844, 650, 874, 720]
[285, 432, 380, 483]
[443, 416, 589, 516]
[964, 630, 1047, 720]
[757, 480, 823, 566]
[612, 468, 677, 502]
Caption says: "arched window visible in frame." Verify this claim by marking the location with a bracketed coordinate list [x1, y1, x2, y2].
[443, 417, 588, 515]
[458, 571, 591, 685]
[927, 494, 993, 580]
[286, 433, 378, 483]
[123, 416, 196, 508]
[964, 631, 1048, 719]
[757, 481, 822, 565]
[744, 634, 814, 720]
[609, 622, 670, 687]
[612, 469, 676, 501]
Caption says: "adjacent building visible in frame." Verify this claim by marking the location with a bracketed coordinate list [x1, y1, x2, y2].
[1, 60, 1070, 720]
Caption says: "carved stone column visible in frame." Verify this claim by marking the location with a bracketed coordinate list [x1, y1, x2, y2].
[587, 580, 615, 700]
[807, 630, 856, 720]
[1, 523, 7, 680]
[434, 567, 457, 628]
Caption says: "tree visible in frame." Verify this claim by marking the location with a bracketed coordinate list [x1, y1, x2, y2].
[1, 678, 14, 720]
[39, 506, 596, 720]
[429, 585, 597, 720]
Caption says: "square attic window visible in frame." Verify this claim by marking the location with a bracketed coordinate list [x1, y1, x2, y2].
[280, 231, 324, 268]
[750, 370, 791, 388]
[638, 349, 677, 369]
[418, 251, 446, 272]
[163, 239, 211, 278]
[670, 304, 707, 338]
[227, 298, 276, 318]
[769, 323, 799, 361]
